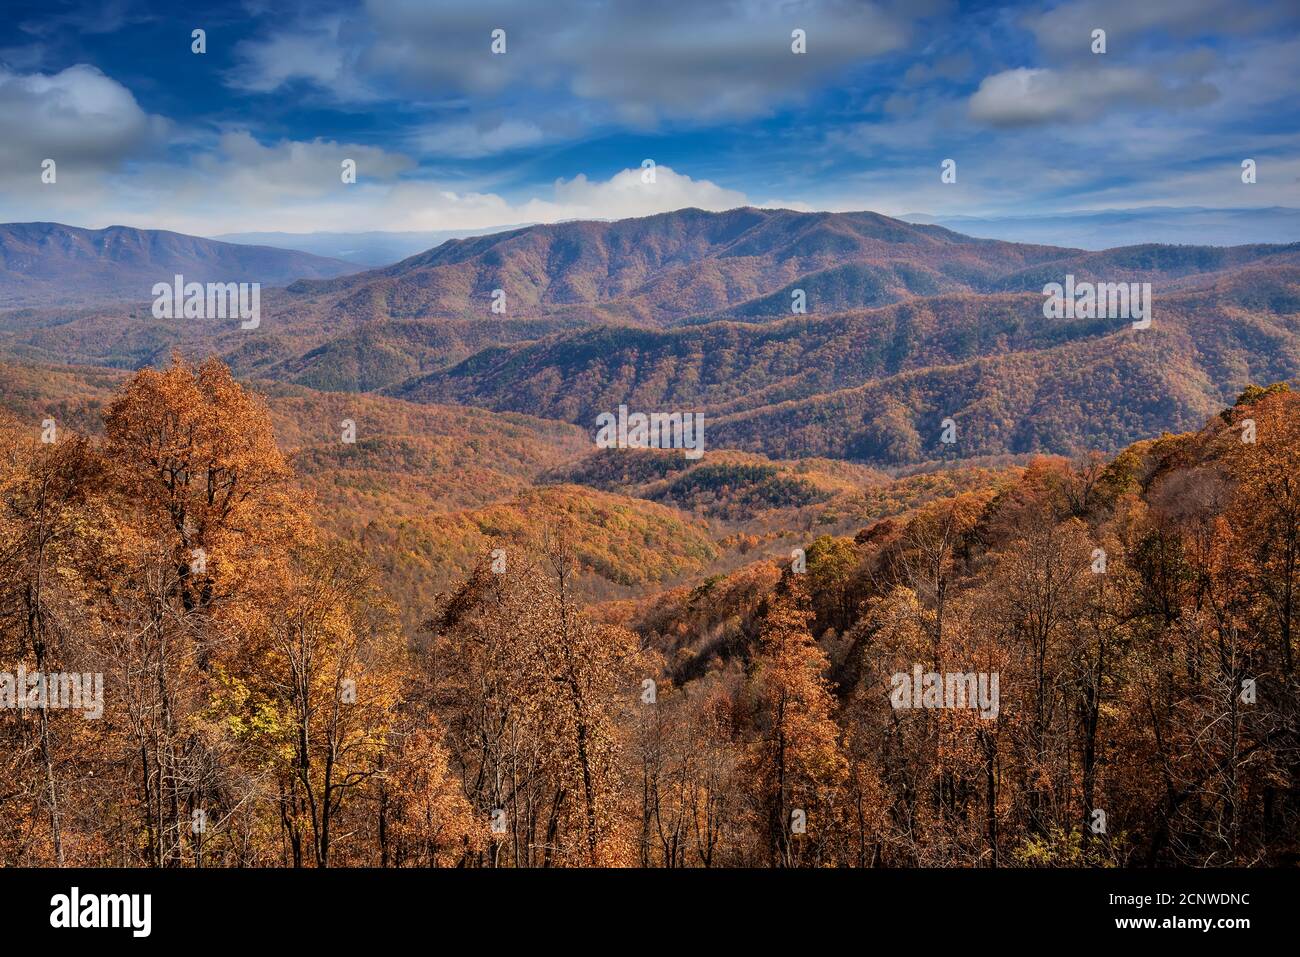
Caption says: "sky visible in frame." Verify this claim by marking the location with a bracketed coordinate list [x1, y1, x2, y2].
[0, 0, 1296, 236]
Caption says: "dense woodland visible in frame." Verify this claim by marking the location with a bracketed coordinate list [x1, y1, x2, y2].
[1, 355, 1297, 867]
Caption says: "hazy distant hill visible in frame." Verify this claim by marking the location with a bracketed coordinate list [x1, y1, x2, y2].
[212, 207, 1300, 267]
[905, 206, 1300, 250]
[0, 222, 359, 308]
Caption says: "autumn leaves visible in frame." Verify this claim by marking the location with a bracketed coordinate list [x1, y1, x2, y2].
[2, 358, 1298, 867]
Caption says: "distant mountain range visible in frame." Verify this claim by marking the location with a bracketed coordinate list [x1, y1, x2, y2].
[209, 207, 1300, 268]
[211, 227, 529, 267]
[276, 207, 1076, 327]
[0, 223, 359, 308]
[903, 206, 1300, 250]
[2, 207, 1298, 468]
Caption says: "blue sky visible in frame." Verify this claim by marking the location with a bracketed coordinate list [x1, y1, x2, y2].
[0, 0, 1296, 235]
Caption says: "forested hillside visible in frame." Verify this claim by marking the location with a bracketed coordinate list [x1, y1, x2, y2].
[3, 209, 1298, 472]
[2, 356, 1296, 867]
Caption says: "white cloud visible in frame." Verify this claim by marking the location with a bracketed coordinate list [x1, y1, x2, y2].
[0, 125, 754, 234]
[226, 16, 380, 102]
[201, 131, 415, 194]
[378, 165, 750, 231]
[969, 66, 1216, 127]
[534, 166, 748, 221]
[0, 64, 166, 178]
[233, 0, 917, 126]
[413, 119, 546, 158]
[1022, 0, 1291, 57]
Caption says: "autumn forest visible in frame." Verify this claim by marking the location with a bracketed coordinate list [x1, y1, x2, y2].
[2, 353, 1297, 868]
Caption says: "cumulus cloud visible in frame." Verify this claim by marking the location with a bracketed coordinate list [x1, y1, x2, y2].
[0, 120, 753, 235]
[0, 58, 636, 231]
[0, 64, 166, 178]
[200, 132, 415, 196]
[377, 165, 750, 231]
[526, 165, 749, 222]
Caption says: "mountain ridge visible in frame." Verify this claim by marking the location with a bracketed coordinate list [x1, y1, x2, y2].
[3, 207, 1298, 469]
[0, 221, 359, 308]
